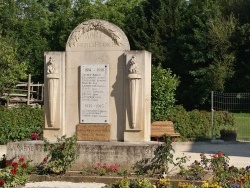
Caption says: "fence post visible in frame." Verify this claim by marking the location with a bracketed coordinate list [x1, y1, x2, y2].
[27, 74, 31, 105]
[211, 91, 214, 139]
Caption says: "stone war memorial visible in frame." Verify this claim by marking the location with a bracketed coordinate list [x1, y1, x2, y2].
[6, 19, 159, 170]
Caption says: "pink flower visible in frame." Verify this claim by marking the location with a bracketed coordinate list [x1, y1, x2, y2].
[217, 151, 224, 157]
[96, 163, 101, 167]
[108, 164, 119, 171]
[211, 154, 217, 158]
[113, 164, 119, 171]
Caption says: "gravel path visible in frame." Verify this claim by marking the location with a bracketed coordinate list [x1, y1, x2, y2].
[24, 181, 106, 188]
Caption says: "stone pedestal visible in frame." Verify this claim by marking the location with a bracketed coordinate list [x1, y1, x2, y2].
[6, 141, 160, 170]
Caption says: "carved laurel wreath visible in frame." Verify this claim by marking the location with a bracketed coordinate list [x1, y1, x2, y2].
[68, 20, 123, 47]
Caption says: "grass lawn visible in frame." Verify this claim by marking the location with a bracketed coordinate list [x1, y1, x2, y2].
[233, 113, 250, 141]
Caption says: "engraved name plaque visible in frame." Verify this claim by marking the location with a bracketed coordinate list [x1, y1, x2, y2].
[76, 124, 110, 141]
[80, 64, 109, 123]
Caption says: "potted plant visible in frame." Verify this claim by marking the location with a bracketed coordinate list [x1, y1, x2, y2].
[220, 129, 237, 141]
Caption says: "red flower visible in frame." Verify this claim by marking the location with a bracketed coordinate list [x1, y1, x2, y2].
[21, 163, 27, 169]
[19, 157, 25, 163]
[43, 156, 48, 162]
[0, 179, 5, 186]
[96, 163, 101, 167]
[12, 162, 18, 169]
[218, 151, 224, 157]
[31, 132, 39, 140]
[5, 161, 11, 167]
[11, 169, 17, 176]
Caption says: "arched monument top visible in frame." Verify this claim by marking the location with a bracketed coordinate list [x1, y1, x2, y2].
[66, 19, 130, 51]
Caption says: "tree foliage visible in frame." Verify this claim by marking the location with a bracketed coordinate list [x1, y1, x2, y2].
[0, 0, 250, 110]
[0, 35, 27, 95]
[151, 65, 179, 122]
[125, 0, 187, 65]
[227, 23, 250, 92]
[175, 0, 237, 108]
[0, 0, 49, 81]
[126, 0, 242, 109]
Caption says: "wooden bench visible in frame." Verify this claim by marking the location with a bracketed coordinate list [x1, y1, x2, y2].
[151, 121, 181, 141]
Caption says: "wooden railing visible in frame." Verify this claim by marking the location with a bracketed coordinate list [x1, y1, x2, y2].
[0, 74, 44, 107]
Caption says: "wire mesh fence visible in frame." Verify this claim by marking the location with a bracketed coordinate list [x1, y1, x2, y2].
[211, 91, 250, 141]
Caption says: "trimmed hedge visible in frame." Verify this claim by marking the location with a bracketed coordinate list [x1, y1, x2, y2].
[0, 104, 235, 143]
[0, 106, 44, 144]
[167, 105, 235, 140]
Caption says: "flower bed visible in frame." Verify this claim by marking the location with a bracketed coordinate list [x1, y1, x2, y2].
[0, 156, 34, 187]
[27, 172, 210, 188]
[1, 135, 250, 188]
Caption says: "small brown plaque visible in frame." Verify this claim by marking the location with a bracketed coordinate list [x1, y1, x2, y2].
[76, 124, 110, 141]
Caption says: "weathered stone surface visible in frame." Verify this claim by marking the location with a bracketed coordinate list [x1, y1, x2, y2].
[6, 141, 160, 170]
[6, 141, 46, 166]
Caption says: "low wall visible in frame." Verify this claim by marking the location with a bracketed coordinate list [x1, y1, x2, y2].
[6, 141, 160, 170]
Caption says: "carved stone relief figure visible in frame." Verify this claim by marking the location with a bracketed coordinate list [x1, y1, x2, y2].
[46, 57, 59, 128]
[129, 56, 140, 74]
[47, 57, 59, 74]
[127, 56, 141, 129]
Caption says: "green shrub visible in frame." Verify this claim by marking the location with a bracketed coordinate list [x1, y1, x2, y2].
[167, 105, 235, 140]
[209, 110, 235, 138]
[39, 135, 78, 174]
[133, 135, 188, 177]
[151, 65, 180, 122]
[0, 106, 43, 144]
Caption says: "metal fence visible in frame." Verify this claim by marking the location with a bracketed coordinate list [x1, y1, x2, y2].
[211, 91, 250, 141]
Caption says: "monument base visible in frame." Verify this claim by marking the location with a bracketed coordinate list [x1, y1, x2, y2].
[6, 141, 160, 170]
